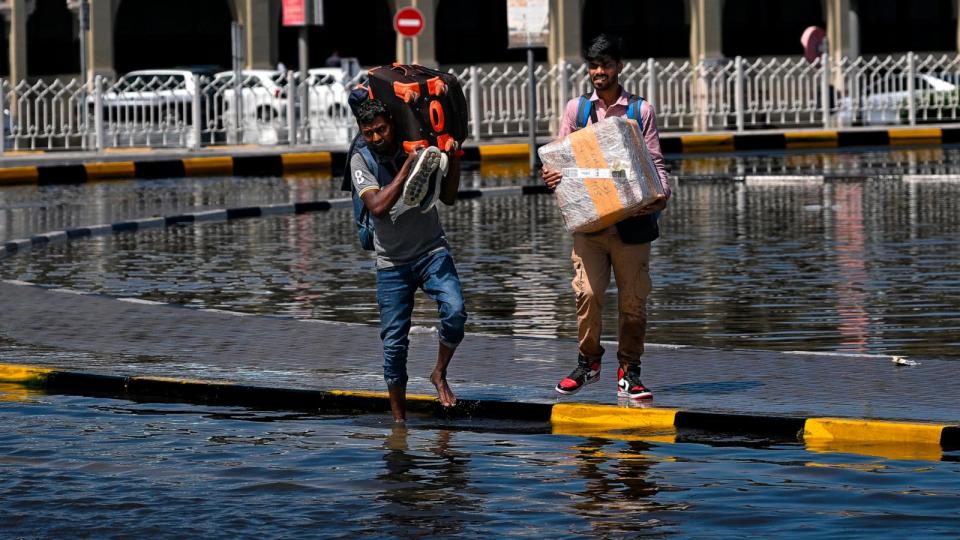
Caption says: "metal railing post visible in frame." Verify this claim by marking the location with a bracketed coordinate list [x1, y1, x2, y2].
[94, 75, 104, 151]
[907, 51, 916, 126]
[191, 74, 201, 150]
[469, 66, 481, 141]
[820, 53, 831, 128]
[287, 71, 298, 146]
[734, 56, 744, 132]
[646, 58, 657, 107]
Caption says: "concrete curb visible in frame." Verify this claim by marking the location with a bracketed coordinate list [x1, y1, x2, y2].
[475, 126, 960, 160]
[0, 152, 333, 186]
[1, 363, 956, 459]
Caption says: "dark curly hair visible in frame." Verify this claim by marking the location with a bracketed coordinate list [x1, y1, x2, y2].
[356, 98, 392, 126]
[585, 34, 623, 63]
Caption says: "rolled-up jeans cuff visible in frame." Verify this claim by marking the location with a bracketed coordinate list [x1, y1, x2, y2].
[384, 374, 408, 387]
[439, 338, 461, 351]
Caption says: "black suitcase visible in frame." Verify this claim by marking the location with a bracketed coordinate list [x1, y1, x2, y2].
[366, 64, 468, 153]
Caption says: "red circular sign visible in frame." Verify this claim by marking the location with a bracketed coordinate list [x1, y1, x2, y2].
[394, 7, 424, 37]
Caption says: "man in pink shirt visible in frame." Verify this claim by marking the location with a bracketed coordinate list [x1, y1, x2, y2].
[542, 34, 671, 400]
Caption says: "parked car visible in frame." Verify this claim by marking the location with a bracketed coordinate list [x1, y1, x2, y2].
[305, 67, 367, 143]
[90, 67, 219, 147]
[214, 70, 288, 144]
[835, 73, 958, 126]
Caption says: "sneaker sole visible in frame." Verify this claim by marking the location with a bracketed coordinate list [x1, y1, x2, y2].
[554, 374, 600, 396]
[402, 148, 441, 207]
[617, 389, 653, 400]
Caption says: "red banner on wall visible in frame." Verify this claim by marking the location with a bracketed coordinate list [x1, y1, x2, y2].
[282, 0, 306, 26]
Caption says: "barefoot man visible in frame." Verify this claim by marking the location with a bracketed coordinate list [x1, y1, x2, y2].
[348, 98, 465, 421]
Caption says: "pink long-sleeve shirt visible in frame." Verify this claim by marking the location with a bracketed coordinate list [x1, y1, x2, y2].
[558, 88, 671, 199]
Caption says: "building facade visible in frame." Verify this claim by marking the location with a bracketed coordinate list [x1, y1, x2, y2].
[1, 0, 959, 81]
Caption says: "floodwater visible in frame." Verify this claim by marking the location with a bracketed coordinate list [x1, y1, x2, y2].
[2, 151, 959, 359]
[2, 147, 960, 537]
[2, 389, 959, 538]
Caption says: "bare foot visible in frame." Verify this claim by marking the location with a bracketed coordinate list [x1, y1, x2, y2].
[430, 370, 457, 407]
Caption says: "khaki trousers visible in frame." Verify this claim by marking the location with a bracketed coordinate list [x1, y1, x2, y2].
[571, 230, 652, 367]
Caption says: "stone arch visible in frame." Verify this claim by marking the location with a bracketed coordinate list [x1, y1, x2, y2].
[435, 0, 547, 66]
[27, 0, 79, 75]
[277, 0, 394, 69]
[859, 0, 955, 54]
[113, 0, 233, 74]
[582, 0, 688, 60]
[722, 0, 824, 57]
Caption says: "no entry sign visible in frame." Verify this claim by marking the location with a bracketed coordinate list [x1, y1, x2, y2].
[394, 7, 424, 37]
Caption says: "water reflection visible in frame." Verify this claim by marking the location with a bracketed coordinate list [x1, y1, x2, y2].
[377, 425, 473, 536]
[4, 178, 960, 359]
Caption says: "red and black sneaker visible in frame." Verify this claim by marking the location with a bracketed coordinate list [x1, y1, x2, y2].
[555, 357, 602, 395]
[617, 365, 653, 400]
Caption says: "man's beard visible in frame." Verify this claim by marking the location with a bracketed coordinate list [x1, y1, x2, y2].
[592, 75, 612, 90]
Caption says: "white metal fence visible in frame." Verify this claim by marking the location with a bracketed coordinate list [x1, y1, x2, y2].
[3, 52, 960, 154]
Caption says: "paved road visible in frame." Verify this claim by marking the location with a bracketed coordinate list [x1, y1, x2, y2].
[2, 279, 956, 423]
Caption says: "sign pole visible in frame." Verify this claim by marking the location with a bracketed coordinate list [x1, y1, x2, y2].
[404, 37, 413, 65]
[394, 7, 424, 65]
[527, 48, 536, 175]
[79, 0, 89, 86]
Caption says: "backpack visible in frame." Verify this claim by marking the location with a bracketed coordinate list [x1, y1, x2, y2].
[342, 134, 382, 251]
[574, 93, 644, 130]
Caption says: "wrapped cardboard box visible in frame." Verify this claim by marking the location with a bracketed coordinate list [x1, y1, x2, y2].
[538, 117, 665, 233]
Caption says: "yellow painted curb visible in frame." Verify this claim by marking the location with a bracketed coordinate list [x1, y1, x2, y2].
[680, 134, 734, 153]
[183, 156, 234, 176]
[803, 417, 946, 444]
[888, 127, 942, 145]
[328, 389, 436, 402]
[103, 147, 153, 154]
[551, 403, 678, 431]
[83, 161, 136, 180]
[785, 130, 839, 149]
[281, 152, 332, 172]
[0, 166, 40, 184]
[478, 143, 530, 160]
[805, 439, 944, 462]
[0, 363, 53, 384]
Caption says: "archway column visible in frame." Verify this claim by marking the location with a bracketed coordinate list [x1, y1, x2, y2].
[549, 0, 581, 65]
[391, 0, 437, 67]
[688, 0, 722, 63]
[87, 0, 114, 78]
[825, 0, 857, 62]
[1, 0, 30, 81]
[240, 0, 275, 69]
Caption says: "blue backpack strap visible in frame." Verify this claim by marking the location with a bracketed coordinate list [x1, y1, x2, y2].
[627, 95, 644, 132]
[574, 94, 593, 130]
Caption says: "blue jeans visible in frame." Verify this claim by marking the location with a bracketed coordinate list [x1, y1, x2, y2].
[376, 248, 467, 387]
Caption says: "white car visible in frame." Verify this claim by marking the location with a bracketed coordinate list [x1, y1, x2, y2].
[835, 74, 958, 126]
[92, 68, 217, 147]
[214, 70, 288, 144]
[305, 67, 366, 144]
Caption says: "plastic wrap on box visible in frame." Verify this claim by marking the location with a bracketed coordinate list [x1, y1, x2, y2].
[537, 117, 664, 233]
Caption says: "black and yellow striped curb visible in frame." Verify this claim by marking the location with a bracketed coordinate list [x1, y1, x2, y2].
[468, 126, 960, 160]
[0, 184, 550, 261]
[0, 152, 333, 186]
[1, 363, 957, 460]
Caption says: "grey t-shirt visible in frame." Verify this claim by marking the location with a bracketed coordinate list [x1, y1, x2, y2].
[350, 151, 449, 268]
